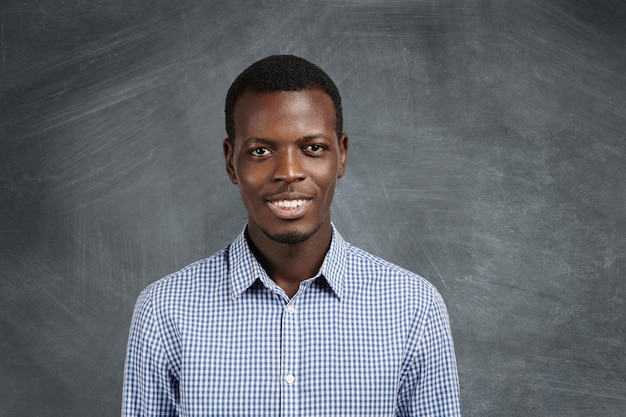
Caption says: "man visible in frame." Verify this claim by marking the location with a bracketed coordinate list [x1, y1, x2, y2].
[122, 55, 461, 416]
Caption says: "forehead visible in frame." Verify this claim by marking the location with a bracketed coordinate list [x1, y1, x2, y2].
[232, 88, 336, 138]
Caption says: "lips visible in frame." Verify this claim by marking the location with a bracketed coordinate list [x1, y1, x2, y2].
[266, 194, 313, 219]
[270, 199, 309, 209]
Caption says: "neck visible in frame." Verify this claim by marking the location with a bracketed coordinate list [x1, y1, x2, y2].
[246, 222, 332, 298]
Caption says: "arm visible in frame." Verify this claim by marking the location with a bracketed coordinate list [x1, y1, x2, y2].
[122, 287, 179, 417]
[397, 291, 461, 416]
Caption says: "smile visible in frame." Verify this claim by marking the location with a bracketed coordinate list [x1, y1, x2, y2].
[269, 199, 310, 209]
[266, 198, 313, 220]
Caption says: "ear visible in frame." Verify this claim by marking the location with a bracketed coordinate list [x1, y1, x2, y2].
[223, 138, 238, 184]
[337, 133, 349, 178]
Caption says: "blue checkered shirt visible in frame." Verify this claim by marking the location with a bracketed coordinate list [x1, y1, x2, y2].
[122, 225, 461, 416]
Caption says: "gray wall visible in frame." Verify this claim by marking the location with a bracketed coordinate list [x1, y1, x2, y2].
[1, 1, 624, 416]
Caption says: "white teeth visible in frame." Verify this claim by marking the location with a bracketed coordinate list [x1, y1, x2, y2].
[272, 199, 308, 209]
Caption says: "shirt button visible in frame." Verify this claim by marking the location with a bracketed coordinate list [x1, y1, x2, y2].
[285, 374, 295, 384]
[286, 305, 295, 314]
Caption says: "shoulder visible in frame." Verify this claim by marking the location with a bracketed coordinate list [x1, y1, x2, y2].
[342, 243, 443, 311]
[136, 246, 231, 310]
[345, 244, 438, 291]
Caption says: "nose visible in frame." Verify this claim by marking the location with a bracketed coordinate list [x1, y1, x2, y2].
[273, 148, 305, 183]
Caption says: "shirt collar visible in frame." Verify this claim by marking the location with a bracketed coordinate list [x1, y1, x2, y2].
[228, 223, 347, 300]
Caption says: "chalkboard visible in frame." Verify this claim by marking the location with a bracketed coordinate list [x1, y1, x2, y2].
[1, 1, 624, 416]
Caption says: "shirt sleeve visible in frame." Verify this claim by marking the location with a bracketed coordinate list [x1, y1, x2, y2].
[122, 286, 179, 417]
[396, 290, 462, 416]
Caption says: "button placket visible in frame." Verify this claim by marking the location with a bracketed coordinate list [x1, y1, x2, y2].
[280, 300, 300, 416]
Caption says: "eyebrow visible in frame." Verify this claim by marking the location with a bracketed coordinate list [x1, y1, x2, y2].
[244, 133, 327, 146]
[244, 137, 273, 146]
[301, 134, 326, 141]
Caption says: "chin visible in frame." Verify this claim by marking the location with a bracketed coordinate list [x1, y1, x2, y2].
[259, 220, 324, 244]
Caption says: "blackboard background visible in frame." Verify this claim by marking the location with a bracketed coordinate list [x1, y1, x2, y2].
[1, 1, 624, 416]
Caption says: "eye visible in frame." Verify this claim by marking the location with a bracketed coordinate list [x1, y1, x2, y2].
[304, 144, 326, 154]
[249, 147, 272, 157]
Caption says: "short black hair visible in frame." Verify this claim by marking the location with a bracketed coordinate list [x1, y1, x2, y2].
[225, 55, 343, 141]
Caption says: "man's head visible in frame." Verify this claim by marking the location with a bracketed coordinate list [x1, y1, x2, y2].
[225, 55, 343, 142]
[223, 55, 348, 245]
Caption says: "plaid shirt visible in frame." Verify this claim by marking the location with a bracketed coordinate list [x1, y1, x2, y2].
[122, 225, 461, 416]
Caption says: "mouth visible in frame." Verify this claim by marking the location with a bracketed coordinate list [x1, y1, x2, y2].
[266, 197, 313, 219]
[269, 199, 310, 209]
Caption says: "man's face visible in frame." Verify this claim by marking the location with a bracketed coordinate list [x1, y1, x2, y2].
[224, 88, 348, 244]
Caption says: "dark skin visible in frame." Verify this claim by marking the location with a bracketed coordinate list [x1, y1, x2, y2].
[223, 88, 348, 298]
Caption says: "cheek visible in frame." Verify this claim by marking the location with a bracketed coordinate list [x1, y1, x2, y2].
[237, 172, 263, 194]
[235, 168, 269, 207]
[237, 180, 259, 202]
[234, 159, 266, 186]
[316, 171, 339, 199]
[321, 163, 342, 184]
